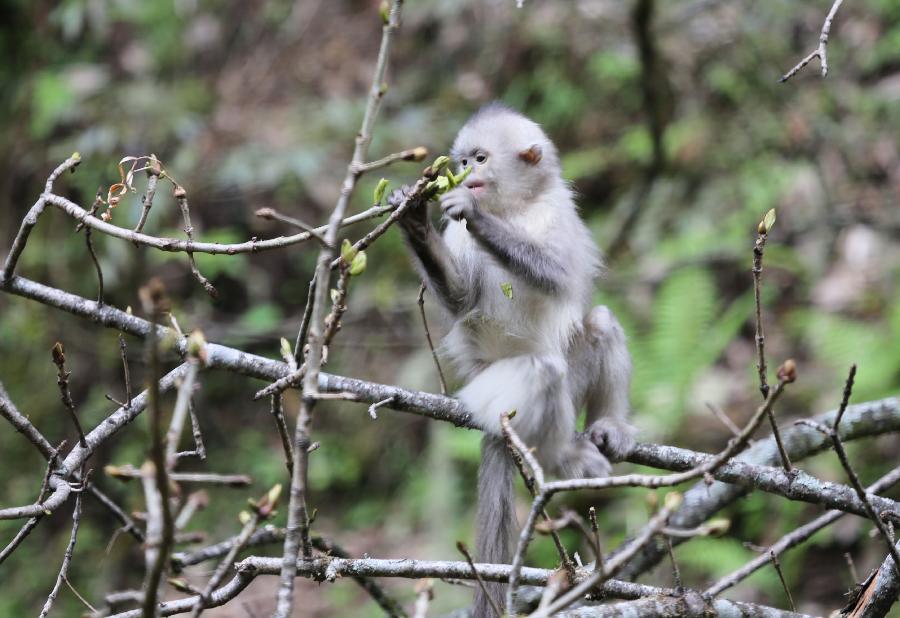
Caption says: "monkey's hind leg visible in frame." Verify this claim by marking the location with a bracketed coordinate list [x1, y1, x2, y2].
[570, 305, 636, 467]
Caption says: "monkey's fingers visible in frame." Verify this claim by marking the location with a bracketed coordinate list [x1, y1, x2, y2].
[387, 185, 412, 208]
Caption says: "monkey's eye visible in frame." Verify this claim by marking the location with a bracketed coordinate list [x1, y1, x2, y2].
[475, 154, 487, 164]
[461, 158, 468, 167]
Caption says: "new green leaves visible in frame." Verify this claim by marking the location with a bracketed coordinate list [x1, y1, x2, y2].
[373, 178, 389, 204]
[759, 208, 776, 235]
[424, 154, 473, 197]
[340, 239, 367, 276]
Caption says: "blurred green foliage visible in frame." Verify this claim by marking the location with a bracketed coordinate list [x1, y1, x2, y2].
[1, 0, 900, 615]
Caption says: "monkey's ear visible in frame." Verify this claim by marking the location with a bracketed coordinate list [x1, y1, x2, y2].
[518, 144, 542, 165]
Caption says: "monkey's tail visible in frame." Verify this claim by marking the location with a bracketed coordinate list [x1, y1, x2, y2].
[474, 434, 517, 617]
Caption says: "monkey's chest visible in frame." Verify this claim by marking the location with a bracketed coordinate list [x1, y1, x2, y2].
[460, 276, 566, 357]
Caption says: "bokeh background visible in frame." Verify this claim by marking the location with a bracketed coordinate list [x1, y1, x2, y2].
[2, 0, 900, 615]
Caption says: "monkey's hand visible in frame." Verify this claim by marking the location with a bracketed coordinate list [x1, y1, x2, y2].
[439, 187, 478, 222]
[587, 418, 636, 463]
[392, 185, 430, 240]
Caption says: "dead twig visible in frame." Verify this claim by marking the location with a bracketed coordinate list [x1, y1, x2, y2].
[417, 283, 448, 395]
[51, 342, 87, 448]
[457, 541, 502, 618]
[780, 0, 845, 82]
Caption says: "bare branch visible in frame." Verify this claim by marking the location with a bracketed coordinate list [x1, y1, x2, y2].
[255, 207, 329, 247]
[270, 394, 294, 473]
[1, 154, 81, 280]
[780, 0, 846, 82]
[351, 146, 428, 174]
[142, 283, 176, 616]
[417, 283, 448, 395]
[133, 155, 161, 235]
[275, 3, 405, 614]
[458, 541, 502, 618]
[51, 342, 87, 448]
[106, 465, 251, 487]
[174, 187, 218, 298]
[38, 470, 85, 618]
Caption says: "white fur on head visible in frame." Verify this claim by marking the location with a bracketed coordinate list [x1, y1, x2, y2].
[450, 103, 562, 211]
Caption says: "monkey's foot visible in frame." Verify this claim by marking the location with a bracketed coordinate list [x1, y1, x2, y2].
[587, 418, 636, 463]
[557, 434, 612, 479]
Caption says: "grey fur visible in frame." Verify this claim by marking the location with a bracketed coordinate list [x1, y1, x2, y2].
[475, 435, 517, 616]
[394, 105, 634, 616]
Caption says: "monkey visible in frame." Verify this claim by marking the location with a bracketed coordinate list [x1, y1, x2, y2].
[390, 103, 634, 616]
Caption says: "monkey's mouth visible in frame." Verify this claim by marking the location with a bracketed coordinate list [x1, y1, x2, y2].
[465, 180, 486, 195]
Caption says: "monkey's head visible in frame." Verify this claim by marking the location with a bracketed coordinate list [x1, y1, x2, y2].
[450, 103, 562, 212]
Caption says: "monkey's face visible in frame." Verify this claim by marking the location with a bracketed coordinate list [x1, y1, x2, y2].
[452, 107, 561, 212]
[457, 149, 491, 200]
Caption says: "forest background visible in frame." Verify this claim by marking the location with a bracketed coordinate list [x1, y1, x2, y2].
[1, 0, 899, 615]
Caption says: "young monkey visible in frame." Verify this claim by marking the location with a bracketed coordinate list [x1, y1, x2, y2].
[391, 103, 634, 615]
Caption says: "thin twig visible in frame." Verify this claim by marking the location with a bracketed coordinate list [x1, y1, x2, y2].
[270, 393, 294, 474]
[663, 534, 682, 591]
[292, 278, 317, 363]
[133, 155, 161, 235]
[828, 366, 900, 571]
[80, 191, 105, 304]
[64, 575, 97, 613]
[536, 509, 602, 565]
[768, 550, 795, 611]
[186, 400, 206, 460]
[255, 207, 329, 247]
[106, 465, 251, 486]
[165, 361, 200, 471]
[834, 363, 857, 430]
[118, 332, 133, 408]
[588, 507, 605, 574]
[752, 228, 770, 399]
[752, 227, 792, 472]
[352, 146, 428, 174]
[174, 188, 218, 298]
[367, 396, 394, 420]
[322, 265, 352, 353]
[844, 552, 860, 583]
[51, 342, 87, 448]
[706, 402, 742, 438]
[89, 484, 146, 544]
[191, 510, 261, 617]
[417, 283, 447, 395]
[174, 491, 210, 531]
[780, 0, 846, 82]
[253, 365, 306, 401]
[38, 466, 86, 618]
[457, 541, 502, 618]
[765, 408, 793, 473]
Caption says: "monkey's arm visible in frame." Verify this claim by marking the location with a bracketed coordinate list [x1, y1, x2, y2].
[440, 189, 565, 294]
[391, 187, 468, 315]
